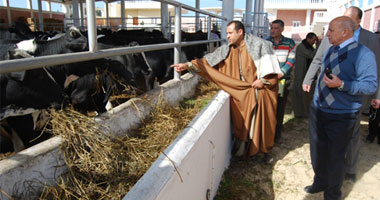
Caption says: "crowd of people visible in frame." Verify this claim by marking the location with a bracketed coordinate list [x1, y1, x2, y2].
[171, 5, 379, 200]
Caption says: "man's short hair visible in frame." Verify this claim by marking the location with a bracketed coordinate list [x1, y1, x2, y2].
[306, 32, 317, 39]
[348, 6, 363, 20]
[227, 20, 245, 34]
[272, 19, 284, 28]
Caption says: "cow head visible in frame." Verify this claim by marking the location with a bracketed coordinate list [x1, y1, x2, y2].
[127, 41, 152, 75]
[63, 26, 88, 52]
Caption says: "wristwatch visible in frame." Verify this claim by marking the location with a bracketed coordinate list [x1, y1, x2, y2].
[338, 80, 344, 91]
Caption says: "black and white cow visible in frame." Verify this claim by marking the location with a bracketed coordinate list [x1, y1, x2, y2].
[0, 26, 89, 153]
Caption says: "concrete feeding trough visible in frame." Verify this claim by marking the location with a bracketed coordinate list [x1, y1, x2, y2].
[0, 73, 232, 200]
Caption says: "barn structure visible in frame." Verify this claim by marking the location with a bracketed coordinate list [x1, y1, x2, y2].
[0, 0, 267, 199]
[1, 0, 378, 199]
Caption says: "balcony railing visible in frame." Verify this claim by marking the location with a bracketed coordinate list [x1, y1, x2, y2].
[265, 0, 327, 9]
[266, 0, 324, 3]
[313, 11, 330, 23]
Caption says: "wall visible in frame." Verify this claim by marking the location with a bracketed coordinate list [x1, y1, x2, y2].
[363, 9, 373, 30]
[123, 90, 231, 200]
[373, 6, 380, 31]
[0, 6, 64, 25]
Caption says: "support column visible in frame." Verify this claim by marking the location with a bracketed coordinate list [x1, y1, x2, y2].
[86, 0, 98, 51]
[259, 0, 264, 28]
[121, 0, 126, 29]
[27, 0, 34, 20]
[105, 0, 110, 28]
[245, 0, 253, 33]
[46, 1, 52, 18]
[174, 5, 181, 79]
[5, 0, 11, 25]
[72, 0, 80, 27]
[38, 0, 44, 31]
[161, 3, 168, 38]
[221, 0, 234, 41]
[195, 0, 200, 31]
[79, 0, 85, 29]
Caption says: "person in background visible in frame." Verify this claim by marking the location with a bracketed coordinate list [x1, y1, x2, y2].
[171, 21, 281, 164]
[302, 6, 380, 183]
[266, 19, 296, 144]
[304, 16, 377, 200]
[292, 32, 319, 118]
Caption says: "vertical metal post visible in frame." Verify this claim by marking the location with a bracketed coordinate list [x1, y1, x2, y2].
[86, 0, 98, 52]
[160, 2, 168, 39]
[121, 0, 126, 29]
[207, 16, 211, 52]
[72, 0, 80, 27]
[105, 0, 110, 28]
[27, 0, 34, 21]
[174, 5, 181, 80]
[47, 1, 52, 18]
[195, 0, 200, 31]
[245, 0, 253, 33]
[259, 0, 264, 34]
[221, 0, 234, 41]
[79, 0, 85, 29]
[5, 0, 11, 25]
[38, 0, 44, 31]
[168, 14, 172, 41]
[253, 0, 259, 36]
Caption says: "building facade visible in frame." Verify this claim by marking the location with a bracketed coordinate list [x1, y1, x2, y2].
[264, 0, 380, 42]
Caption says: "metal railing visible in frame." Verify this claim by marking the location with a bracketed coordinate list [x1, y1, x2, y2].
[0, 0, 227, 80]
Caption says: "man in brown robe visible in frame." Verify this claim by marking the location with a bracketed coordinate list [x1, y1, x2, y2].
[171, 21, 281, 163]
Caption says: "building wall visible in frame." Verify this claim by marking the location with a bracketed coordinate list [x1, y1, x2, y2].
[0, 7, 64, 31]
[363, 8, 372, 30]
[276, 10, 307, 41]
[374, 6, 380, 31]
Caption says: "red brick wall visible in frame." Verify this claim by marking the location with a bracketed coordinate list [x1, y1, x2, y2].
[374, 6, 380, 31]
[0, 7, 64, 25]
[363, 9, 372, 30]
[277, 10, 306, 32]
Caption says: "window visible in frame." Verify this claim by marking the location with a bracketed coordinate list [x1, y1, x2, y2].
[292, 21, 301, 27]
[133, 17, 138, 26]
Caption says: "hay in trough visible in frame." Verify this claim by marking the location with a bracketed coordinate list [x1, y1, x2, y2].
[39, 79, 219, 200]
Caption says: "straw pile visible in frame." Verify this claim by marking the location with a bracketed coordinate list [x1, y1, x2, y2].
[39, 79, 219, 200]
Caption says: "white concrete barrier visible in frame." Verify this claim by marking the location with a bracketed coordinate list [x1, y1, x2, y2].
[0, 73, 232, 200]
[124, 90, 232, 200]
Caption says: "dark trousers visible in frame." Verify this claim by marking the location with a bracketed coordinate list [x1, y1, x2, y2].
[309, 104, 358, 200]
[368, 108, 380, 143]
[275, 84, 290, 141]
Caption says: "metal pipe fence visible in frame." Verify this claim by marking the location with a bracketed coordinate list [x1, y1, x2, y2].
[0, 0, 226, 76]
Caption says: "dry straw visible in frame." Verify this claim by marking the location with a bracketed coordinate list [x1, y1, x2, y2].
[39, 80, 219, 200]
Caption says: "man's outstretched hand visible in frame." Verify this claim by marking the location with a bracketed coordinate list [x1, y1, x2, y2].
[170, 63, 188, 73]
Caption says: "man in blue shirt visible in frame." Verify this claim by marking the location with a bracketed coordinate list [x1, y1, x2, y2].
[302, 6, 380, 183]
[304, 16, 377, 200]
